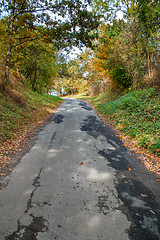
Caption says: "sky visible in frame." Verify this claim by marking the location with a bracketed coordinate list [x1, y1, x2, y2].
[67, 10, 124, 60]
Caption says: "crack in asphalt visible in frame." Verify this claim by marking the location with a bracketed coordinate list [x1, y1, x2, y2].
[97, 195, 110, 214]
[48, 132, 56, 149]
[5, 168, 50, 240]
[25, 167, 42, 214]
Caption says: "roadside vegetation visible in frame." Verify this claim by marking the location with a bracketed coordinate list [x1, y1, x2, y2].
[96, 89, 160, 155]
[0, 91, 62, 144]
[0, 77, 63, 160]
[74, 87, 160, 173]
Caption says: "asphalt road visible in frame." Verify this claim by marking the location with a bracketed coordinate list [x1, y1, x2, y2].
[0, 99, 160, 240]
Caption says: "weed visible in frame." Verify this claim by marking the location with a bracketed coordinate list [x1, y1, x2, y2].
[150, 138, 160, 157]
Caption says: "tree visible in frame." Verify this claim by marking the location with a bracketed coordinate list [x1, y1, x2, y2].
[90, 21, 132, 90]
[92, 0, 159, 89]
[53, 56, 88, 95]
[137, 0, 159, 81]
[21, 41, 57, 93]
[0, 0, 99, 91]
[79, 49, 109, 95]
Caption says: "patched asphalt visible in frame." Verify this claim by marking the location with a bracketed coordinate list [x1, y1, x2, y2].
[0, 98, 160, 240]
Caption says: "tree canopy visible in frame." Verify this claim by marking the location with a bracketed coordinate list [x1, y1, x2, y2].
[0, 0, 99, 91]
[0, 0, 159, 95]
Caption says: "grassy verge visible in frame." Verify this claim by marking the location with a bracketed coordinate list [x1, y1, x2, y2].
[0, 88, 63, 147]
[76, 88, 160, 157]
[0, 77, 63, 178]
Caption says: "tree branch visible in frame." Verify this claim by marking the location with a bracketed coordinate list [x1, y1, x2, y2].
[11, 0, 26, 20]
[11, 36, 41, 48]
[12, 6, 57, 19]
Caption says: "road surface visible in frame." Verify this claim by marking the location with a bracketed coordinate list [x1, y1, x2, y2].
[0, 99, 160, 240]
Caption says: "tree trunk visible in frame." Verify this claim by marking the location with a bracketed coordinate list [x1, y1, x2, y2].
[4, 42, 12, 89]
[32, 67, 38, 91]
[147, 49, 151, 80]
[3, 0, 15, 91]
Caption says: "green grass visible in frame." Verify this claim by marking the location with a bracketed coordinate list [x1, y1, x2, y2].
[0, 88, 63, 144]
[78, 88, 160, 156]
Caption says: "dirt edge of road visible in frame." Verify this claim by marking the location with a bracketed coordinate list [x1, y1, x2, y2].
[86, 101, 160, 178]
[0, 105, 61, 187]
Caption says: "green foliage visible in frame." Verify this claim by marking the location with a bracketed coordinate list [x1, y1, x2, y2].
[1, 0, 99, 49]
[0, 86, 63, 143]
[20, 41, 57, 93]
[108, 62, 132, 89]
[92, 20, 133, 90]
[54, 56, 88, 95]
[92, 88, 160, 155]
[91, 0, 160, 90]
[1, 0, 100, 93]
[0, 18, 8, 60]
[150, 138, 160, 156]
[138, 0, 159, 38]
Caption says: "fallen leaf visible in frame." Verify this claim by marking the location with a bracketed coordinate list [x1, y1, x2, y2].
[128, 167, 132, 171]
[150, 210, 155, 214]
[140, 194, 147, 198]
[136, 213, 141, 217]
[79, 162, 84, 165]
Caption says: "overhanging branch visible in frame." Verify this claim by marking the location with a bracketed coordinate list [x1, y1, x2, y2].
[11, 36, 41, 48]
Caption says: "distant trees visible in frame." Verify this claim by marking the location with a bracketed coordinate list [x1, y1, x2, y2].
[53, 55, 88, 95]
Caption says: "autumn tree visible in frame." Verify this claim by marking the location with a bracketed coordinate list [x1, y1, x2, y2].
[0, 0, 99, 91]
[53, 55, 88, 95]
[78, 21, 132, 93]
[91, 0, 159, 89]
[77, 49, 109, 95]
